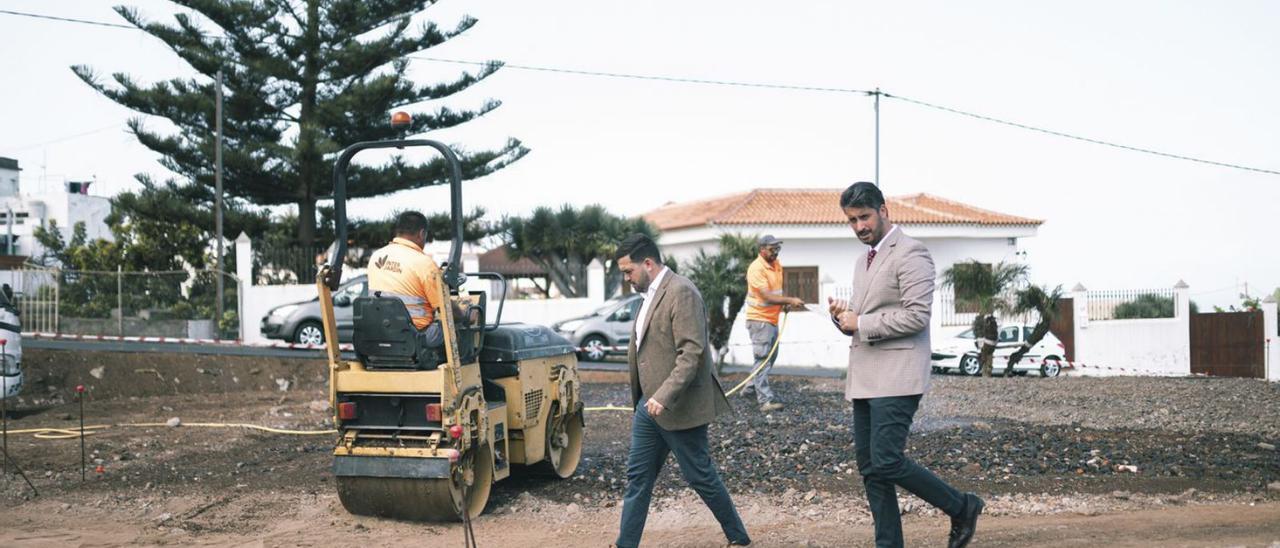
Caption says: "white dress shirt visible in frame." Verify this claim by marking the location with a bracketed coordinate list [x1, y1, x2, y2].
[634, 265, 670, 348]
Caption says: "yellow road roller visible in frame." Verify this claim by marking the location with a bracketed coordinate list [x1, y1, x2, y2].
[316, 113, 584, 521]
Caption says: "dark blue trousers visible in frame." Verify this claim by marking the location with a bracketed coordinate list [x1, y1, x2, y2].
[854, 395, 966, 548]
[615, 404, 749, 548]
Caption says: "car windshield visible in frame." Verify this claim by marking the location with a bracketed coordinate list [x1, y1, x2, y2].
[591, 297, 629, 316]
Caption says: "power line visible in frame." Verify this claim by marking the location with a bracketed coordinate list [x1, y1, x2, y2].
[881, 92, 1280, 176]
[1, 124, 124, 154]
[411, 56, 876, 95]
[4, 9, 1276, 177]
[0, 9, 135, 30]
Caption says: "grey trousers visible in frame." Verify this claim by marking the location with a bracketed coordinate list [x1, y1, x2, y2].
[746, 320, 779, 404]
[853, 395, 966, 548]
[419, 321, 444, 348]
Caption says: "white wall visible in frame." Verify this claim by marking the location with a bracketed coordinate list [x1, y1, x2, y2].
[660, 223, 1030, 368]
[1264, 297, 1278, 382]
[1068, 284, 1192, 376]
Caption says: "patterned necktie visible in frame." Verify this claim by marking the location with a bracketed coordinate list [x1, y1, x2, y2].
[866, 249, 877, 269]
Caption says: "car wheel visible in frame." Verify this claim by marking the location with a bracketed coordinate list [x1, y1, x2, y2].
[960, 354, 981, 376]
[578, 334, 609, 362]
[1041, 356, 1062, 378]
[294, 321, 325, 346]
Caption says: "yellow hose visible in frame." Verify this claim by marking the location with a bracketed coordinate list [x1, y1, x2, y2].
[4, 314, 788, 433]
[6, 422, 336, 440]
[585, 312, 789, 411]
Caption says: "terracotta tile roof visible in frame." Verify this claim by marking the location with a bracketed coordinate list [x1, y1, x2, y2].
[643, 189, 1043, 231]
[478, 246, 546, 277]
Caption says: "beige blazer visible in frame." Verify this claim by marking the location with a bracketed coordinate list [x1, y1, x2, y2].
[628, 271, 732, 431]
[844, 228, 936, 400]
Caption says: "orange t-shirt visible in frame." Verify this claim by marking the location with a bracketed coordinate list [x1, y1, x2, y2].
[367, 238, 444, 330]
[746, 255, 784, 325]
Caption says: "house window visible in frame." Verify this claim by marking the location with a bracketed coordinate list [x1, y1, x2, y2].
[784, 266, 819, 304]
[951, 262, 992, 314]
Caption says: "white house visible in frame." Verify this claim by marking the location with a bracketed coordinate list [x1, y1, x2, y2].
[643, 188, 1044, 368]
[0, 157, 113, 259]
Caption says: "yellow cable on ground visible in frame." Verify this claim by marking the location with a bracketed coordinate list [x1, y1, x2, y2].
[6, 422, 336, 440]
[584, 311, 789, 411]
[6, 314, 789, 431]
[724, 311, 788, 397]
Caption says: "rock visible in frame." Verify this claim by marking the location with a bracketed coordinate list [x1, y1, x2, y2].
[58, 413, 73, 421]
[566, 503, 580, 514]
[1111, 490, 1131, 499]
[1257, 442, 1276, 451]
[166, 417, 182, 427]
[972, 421, 993, 431]
[156, 512, 173, 522]
[962, 463, 982, 474]
[89, 366, 105, 379]
[1267, 482, 1280, 493]
[309, 400, 330, 413]
[1115, 464, 1138, 473]
[61, 503, 71, 511]
[275, 378, 291, 391]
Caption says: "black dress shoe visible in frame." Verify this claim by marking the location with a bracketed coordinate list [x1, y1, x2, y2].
[948, 493, 984, 548]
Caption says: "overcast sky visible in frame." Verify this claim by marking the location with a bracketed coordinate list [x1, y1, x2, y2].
[2, 0, 1277, 308]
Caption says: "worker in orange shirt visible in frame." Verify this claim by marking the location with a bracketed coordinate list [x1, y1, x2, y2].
[367, 211, 446, 348]
[743, 235, 806, 412]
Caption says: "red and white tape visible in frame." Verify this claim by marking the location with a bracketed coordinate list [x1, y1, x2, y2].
[1021, 356, 1209, 377]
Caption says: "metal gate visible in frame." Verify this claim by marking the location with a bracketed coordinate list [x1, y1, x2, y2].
[1190, 310, 1264, 378]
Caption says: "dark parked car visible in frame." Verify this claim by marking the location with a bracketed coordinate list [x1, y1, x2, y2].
[261, 275, 367, 345]
[552, 294, 642, 361]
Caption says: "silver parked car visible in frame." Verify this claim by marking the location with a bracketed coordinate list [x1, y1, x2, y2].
[261, 275, 368, 345]
[553, 294, 642, 361]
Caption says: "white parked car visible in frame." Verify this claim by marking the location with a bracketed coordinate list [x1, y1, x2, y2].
[0, 285, 21, 404]
[931, 324, 1067, 377]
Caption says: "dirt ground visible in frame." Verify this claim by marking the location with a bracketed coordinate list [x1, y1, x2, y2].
[2, 349, 1279, 547]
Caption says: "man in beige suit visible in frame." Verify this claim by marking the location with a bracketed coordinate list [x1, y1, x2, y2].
[829, 182, 984, 548]
[612, 233, 749, 548]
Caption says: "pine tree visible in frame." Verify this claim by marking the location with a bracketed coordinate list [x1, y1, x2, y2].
[73, 0, 526, 244]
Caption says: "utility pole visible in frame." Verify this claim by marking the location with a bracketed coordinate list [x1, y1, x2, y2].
[215, 69, 225, 336]
[874, 87, 880, 188]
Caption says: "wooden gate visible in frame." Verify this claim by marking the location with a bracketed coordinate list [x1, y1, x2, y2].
[1190, 310, 1264, 378]
[1048, 297, 1074, 362]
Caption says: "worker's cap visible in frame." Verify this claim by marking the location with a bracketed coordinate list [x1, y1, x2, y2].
[757, 235, 783, 247]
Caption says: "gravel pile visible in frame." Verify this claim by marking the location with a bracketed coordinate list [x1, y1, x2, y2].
[557, 375, 1280, 501]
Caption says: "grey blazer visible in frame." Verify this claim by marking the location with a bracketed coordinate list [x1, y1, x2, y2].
[843, 228, 936, 400]
[628, 271, 732, 431]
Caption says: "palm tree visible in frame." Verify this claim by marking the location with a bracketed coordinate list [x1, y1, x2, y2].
[682, 233, 759, 371]
[941, 261, 1028, 377]
[1004, 284, 1064, 376]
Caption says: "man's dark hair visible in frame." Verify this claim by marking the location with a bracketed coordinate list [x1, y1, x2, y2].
[394, 211, 429, 237]
[839, 181, 886, 210]
[614, 233, 662, 264]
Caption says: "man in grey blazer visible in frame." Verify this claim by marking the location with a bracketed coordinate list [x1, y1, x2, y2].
[612, 233, 750, 548]
[829, 182, 984, 548]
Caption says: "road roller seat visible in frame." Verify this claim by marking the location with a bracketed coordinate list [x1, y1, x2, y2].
[351, 294, 442, 370]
